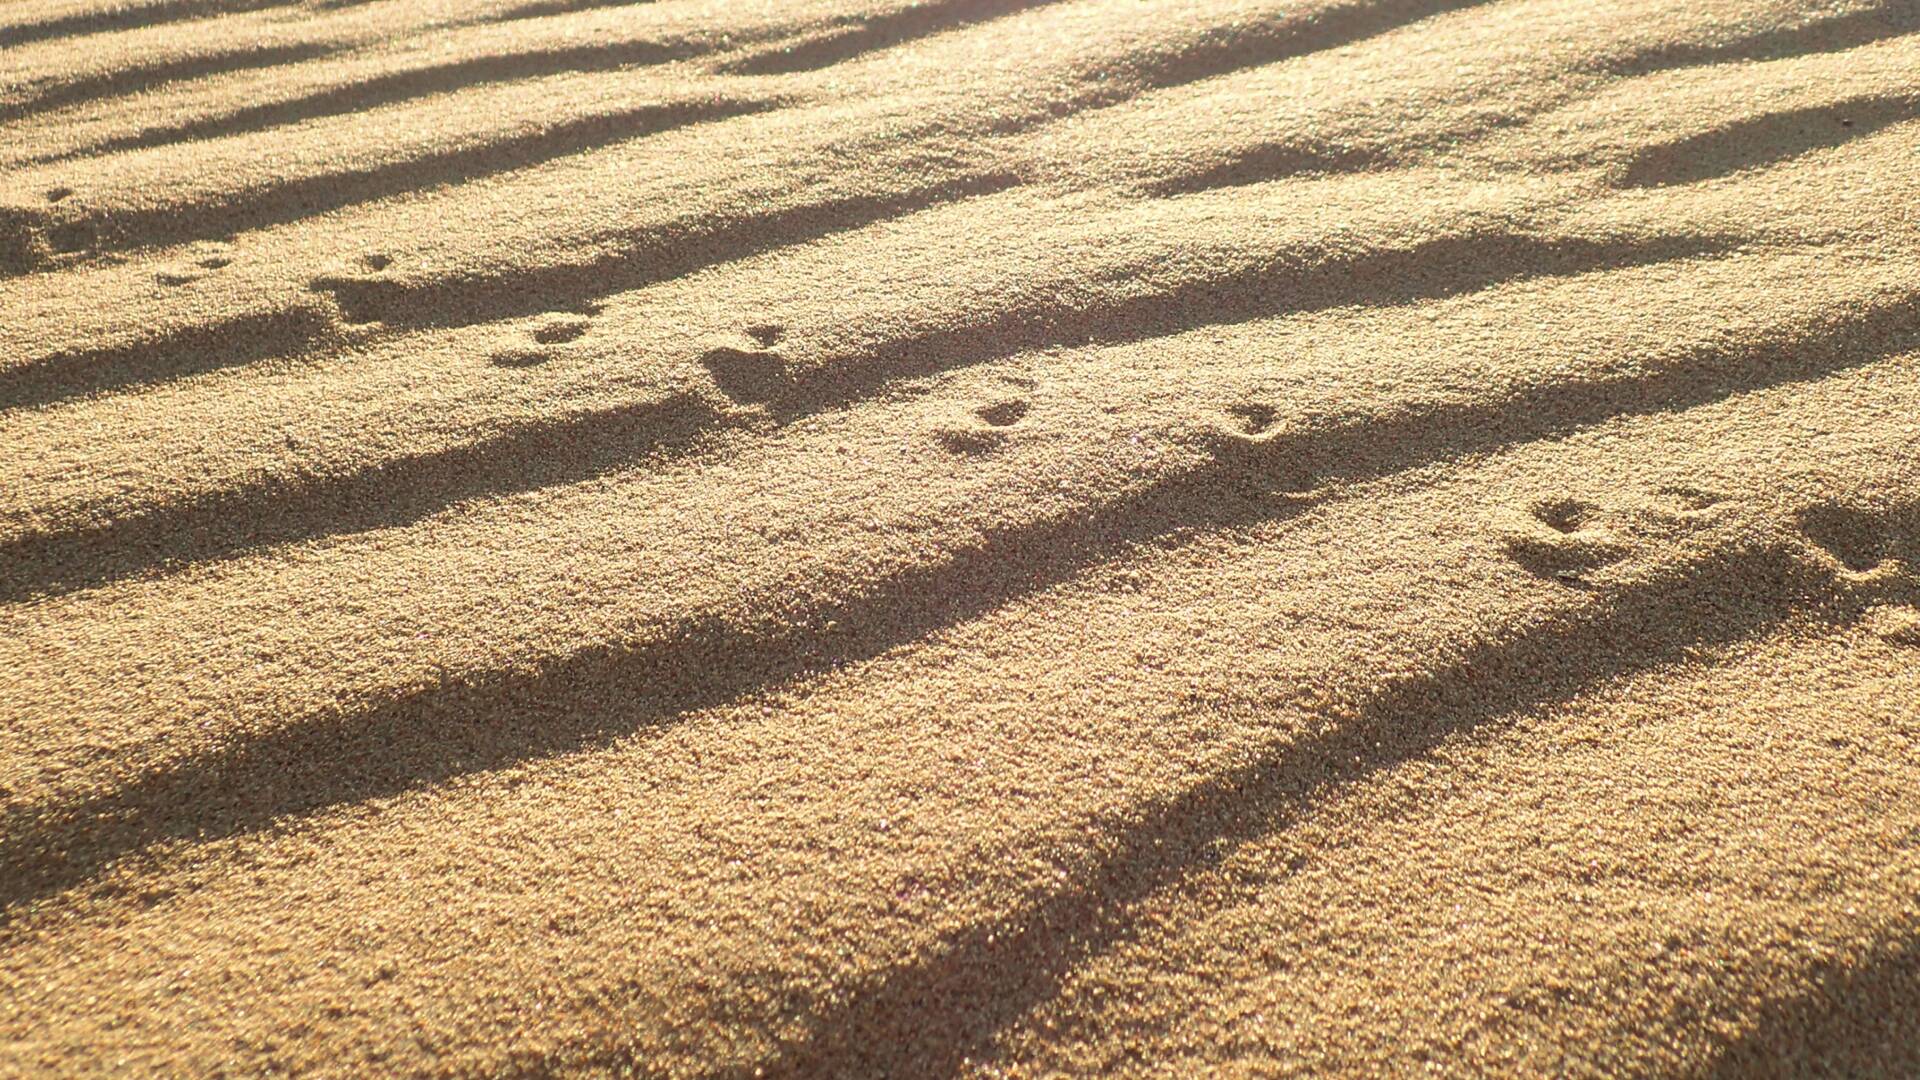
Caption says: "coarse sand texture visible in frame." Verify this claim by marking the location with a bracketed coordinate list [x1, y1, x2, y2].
[2, 0, 1918, 1075]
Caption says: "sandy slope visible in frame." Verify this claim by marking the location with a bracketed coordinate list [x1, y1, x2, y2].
[1, 0, 1917, 1075]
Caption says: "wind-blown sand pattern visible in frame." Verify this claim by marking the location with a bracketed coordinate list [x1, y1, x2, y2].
[2, 0, 1918, 1074]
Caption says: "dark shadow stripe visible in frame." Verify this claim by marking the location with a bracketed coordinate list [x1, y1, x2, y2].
[0, 42, 337, 124]
[4, 97, 774, 274]
[722, 0, 1069, 76]
[0, 305, 336, 414]
[51, 37, 710, 163]
[749, 232, 1736, 416]
[1126, 0, 1489, 97]
[0, 393, 723, 604]
[472, 0, 656, 24]
[0, 0, 310, 48]
[1145, 142, 1383, 196]
[1143, 7, 1920, 200]
[1612, 1, 1920, 76]
[1700, 931, 1920, 1079]
[1621, 94, 1920, 188]
[976, 0, 1495, 137]
[1, 289, 1913, 915]
[307, 172, 1023, 328]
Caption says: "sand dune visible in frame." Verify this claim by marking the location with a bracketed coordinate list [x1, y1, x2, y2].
[2, 0, 1918, 1075]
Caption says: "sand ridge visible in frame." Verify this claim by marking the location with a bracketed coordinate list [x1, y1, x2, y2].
[1, 0, 1918, 1075]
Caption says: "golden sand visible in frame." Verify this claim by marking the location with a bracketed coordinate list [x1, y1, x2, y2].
[2, 0, 1918, 1074]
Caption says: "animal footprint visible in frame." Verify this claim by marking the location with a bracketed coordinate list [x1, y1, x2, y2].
[976, 400, 1029, 427]
[0, 208, 48, 272]
[1797, 500, 1920, 646]
[703, 325, 789, 404]
[309, 255, 404, 325]
[533, 319, 583, 340]
[491, 313, 592, 367]
[1657, 485, 1723, 514]
[1503, 497, 1630, 584]
[1798, 501, 1906, 576]
[532, 315, 590, 345]
[1226, 402, 1277, 436]
[1532, 497, 1590, 534]
[490, 347, 548, 368]
[935, 398, 1029, 454]
[154, 241, 235, 286]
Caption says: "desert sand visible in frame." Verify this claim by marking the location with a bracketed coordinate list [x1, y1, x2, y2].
[1, 0, 1917, 1074]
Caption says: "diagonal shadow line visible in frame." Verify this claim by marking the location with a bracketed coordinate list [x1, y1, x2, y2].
[0, 41, 338, 125]
[1699, 930, 1920, 1079]
[1136, 6, 1920, 201]
[0, 0, 314, 49]
[1132, 6, 1920, 202]
[1, 286, 1913, 916]
[0, 304, 339, 414]
[472, 0, 656, 23]
[739, 231, 1741, 415]
[307, 172, 1026, 328]
[731, 532, 1884, 1079]
[1135, 0, 1492, 93]
[0, 228, 1713, 601]
[0, 392, 726, 604]
[4, 97, 776, 274]
[1016, 3, 1920, 201]
[721, 0, 1070, 76]
[883, 0, 1916, 198]
[1144, 142, 1385, 197]
[49, 37, 713, 164]
[1620, 94, 1920, 189]
[1610, 0, 1920, 76]
[974, 0, 1495, 137]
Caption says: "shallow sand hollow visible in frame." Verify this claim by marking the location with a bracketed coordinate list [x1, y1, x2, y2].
[1, 0, 1918, 1075]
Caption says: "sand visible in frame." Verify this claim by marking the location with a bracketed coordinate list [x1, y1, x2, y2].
[1, 0, 1917, 1074]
